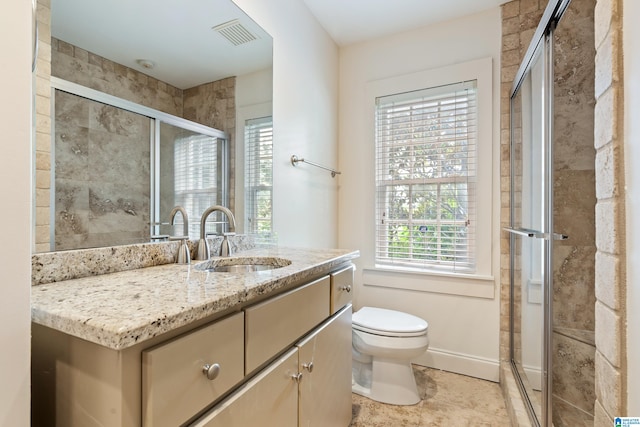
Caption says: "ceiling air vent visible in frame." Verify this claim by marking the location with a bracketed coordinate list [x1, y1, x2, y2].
[212, 19, 258, 46]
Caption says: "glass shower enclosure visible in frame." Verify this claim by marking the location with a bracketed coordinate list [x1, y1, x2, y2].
[507, 0, 596, 425]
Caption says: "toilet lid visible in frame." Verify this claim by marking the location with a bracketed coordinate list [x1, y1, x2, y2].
[352, 307, 428, 337]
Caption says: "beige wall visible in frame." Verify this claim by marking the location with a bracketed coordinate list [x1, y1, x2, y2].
[0, 0, 32, 424]
[233, 0, 340, 248]
[337, 8, 502, 381]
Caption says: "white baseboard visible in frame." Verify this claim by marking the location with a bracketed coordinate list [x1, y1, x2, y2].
[413, 347, 500, 382]
[523, 365, 542, 391]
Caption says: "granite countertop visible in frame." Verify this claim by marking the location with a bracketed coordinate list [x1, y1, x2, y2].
[31, 246, 359, 351]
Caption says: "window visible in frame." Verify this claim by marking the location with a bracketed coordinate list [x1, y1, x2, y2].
[244, 116, 273, 241]
[375, 81, 477, 273]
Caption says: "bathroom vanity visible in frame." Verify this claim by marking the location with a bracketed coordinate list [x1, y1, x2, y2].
[31, 247, 358, 426]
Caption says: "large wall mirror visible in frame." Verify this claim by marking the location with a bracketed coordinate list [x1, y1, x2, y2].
[34, 0, 273, 253]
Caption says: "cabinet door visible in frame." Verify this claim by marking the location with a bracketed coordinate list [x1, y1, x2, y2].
[192, 348, 299, 427]
[297, 305, 352, 427]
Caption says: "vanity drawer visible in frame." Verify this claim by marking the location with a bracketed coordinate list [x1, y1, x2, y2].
[244, 276, 330, 374]
[330, 265, 354, 314]
[142, 312, 244, 427]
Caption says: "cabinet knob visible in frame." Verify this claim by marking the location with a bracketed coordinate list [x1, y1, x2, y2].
[291, 372, 303, 383]
[339, 285, 352, 293]
[202, 363, 221, 381]
[302, 362, 314, 373]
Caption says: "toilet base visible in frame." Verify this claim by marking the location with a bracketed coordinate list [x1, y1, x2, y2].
[352, 357, 421, 405]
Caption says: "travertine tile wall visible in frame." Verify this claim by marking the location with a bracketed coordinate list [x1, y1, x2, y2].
[34, 0, 52, 253]
[593, 0, 627, 423]
[53, 91, 151, 250]
[52, 38, 183, 117]
[551, 0, 597, 421]
[499, 0, 544, 360]
[499, 3, 545, 424]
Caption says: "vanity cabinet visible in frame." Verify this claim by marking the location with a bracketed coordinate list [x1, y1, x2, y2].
[31, 260, 355, 427]
[192, 305, 352, 427]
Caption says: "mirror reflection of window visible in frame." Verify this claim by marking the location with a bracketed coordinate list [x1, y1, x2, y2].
[244, 117, 273, 242]
[172, 133, 224, 239]
[159, 121, 227, 240]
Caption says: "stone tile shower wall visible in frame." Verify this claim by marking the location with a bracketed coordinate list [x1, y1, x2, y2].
[551, 1, 597, 424]
[593, 0, 627, 423]
[53, 91, 151, 250]
[34, 1, 237, 251]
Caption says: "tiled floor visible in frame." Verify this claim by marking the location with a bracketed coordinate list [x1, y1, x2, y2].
[350, 365, 511, 426]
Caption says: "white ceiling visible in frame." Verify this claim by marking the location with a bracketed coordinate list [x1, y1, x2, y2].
[302, 0, 508, 46]
[51, 0, 273, 89]
[51, 0, 507, 89]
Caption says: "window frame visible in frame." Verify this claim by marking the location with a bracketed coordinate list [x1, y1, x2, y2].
[366, 57, 493, 281]
[375, 81, 478, 273]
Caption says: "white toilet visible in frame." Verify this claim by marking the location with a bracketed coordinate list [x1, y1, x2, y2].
[351, 307, 429, 405]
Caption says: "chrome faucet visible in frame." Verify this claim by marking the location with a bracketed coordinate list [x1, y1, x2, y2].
[196, 205, 237, 260]
[169, 206, 190, 264]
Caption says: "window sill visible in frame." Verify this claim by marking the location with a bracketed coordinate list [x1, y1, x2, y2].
[363, 266, 495, 299]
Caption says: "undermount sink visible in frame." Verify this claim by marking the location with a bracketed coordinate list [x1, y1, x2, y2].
[195, 256, 292, 273]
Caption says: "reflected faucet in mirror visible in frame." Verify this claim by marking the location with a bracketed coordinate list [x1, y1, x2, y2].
[169, 206, 190, 265]
[196, 206, 237, 260]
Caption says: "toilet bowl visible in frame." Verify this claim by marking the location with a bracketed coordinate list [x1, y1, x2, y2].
[351, 307, 428, 405]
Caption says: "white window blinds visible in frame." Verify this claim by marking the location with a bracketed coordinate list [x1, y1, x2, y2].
[244, 116, 273, 240]
[173, 133, 222, 238]
[375, 80, 477, 273]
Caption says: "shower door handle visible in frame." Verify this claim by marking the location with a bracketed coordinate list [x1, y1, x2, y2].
[503, 228, 569, 240]
[503, 227, 545, 238]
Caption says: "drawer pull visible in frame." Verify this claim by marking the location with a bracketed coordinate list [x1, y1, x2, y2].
[302, 362, 314, 373]
[291, 372, 303, 383]
[339, 285, 352, 293]
[202, 363, 221, 381]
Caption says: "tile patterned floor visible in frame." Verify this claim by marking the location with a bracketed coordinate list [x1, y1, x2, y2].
[350, 366, 511, 426]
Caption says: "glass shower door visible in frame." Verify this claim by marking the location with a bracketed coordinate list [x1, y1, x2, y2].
[156, 121, 228, 240]
[508, 38, 552, 427]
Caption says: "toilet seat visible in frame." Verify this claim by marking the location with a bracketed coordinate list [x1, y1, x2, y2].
[352, 307, 428, 337]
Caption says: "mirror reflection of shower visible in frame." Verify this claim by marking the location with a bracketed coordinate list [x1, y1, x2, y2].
[52, 82, 227, 251]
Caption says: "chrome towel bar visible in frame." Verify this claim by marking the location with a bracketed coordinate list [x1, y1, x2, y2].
[290, 155, 341, 178]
